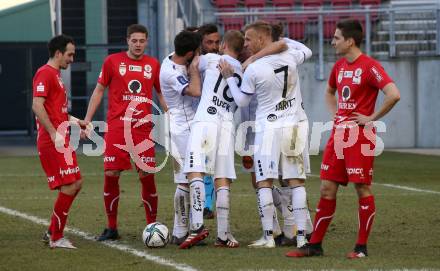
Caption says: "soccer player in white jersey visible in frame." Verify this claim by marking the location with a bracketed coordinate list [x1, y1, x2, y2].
[159, 30, 202, 245]
[179, 30, 245, 249]
[219, 21, 313, 248]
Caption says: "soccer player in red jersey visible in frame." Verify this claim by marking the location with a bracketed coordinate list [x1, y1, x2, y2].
[33, 34, 83, 249]
[82, 24, 167, 241]
[286, 19, 401, 258]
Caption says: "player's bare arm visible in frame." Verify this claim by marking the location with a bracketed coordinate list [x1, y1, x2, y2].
[32, 96, 63, 147]
[242, 39, 288, 70]
[84, 83, 105, 123]
[156, 92, 168, 112]
[350, 82, 401, 125]
[325, 85, 337, 118]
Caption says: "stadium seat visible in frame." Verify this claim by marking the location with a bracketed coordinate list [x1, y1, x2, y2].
[219, 16, 245, 31]
[330, 0, 352, 9]
[272, 0, 295, 8]
[301, 0, 324, 9]
[323, 15, 339, 39]
[360, 0, 381, 20]
[287, 17, 306, 40]
[215, 0, 239, 9]
[359, 0, 381, 6]
[244, 0, 266, 8]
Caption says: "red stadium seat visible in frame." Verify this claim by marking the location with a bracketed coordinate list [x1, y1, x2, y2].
[215, 0, 239, 9]
[360, 0, 381, 6]
[244, 0, 266, 8]
[272, 0, 295, 8]
[331, 0, 352, 9]
[324, 15, 339, 39]
[219, 16, 245, 31]
[360, 0, 381, 20]
[301, 0, 324, 9]
[287, 17, 306, 40]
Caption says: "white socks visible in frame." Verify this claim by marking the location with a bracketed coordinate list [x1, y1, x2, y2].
[173, 185, 190, 238]
[189, 178, 205, 231]
[216, 186, 230, 241]
[271, 186, 282, 236]
[257, 187, 274, 234]
[291, 186, 310, 233]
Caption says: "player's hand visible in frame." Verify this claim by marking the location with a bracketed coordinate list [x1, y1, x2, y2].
[349, 112, 373, 126]
[218, 59, 234, 78]
[78, 120, 94, 139]
[50, 131, 65, 149]
[241, 55, 256, 71]
[189, 54, 200, 71]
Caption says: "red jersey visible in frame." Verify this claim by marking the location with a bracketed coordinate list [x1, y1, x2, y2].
[98, 52, 161, 130]
[328, 54, 393, 125]
[33, 64, 69, 146]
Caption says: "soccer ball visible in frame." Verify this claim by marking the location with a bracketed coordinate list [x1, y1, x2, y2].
[142, 222, 169, 248]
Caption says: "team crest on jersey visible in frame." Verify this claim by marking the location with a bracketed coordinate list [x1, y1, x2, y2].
[338, 69, 343, 83]
[177, 75, 188, 85]
[119, 63, 127, 76]
[128, 79, 142, 94]
[342, 86, 351, 101]
[353, 68, 362, 84]
[144, 64, 152, 79]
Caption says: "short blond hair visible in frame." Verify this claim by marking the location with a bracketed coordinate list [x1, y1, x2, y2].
[223, 30, 244, 54]
[244, 20, 272, 38]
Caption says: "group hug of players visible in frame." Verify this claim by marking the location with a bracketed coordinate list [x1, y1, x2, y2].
[33, 18, 400, 259]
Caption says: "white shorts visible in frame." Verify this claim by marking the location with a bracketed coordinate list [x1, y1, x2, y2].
[253, 120, 310, 183]
[170, 128, 190, 184]
[183, 121, 236, 180]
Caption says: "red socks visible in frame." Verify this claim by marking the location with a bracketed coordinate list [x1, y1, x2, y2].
[140, 174, 158, 225]
[50, 192, 76, 241]
[310, 198, 336, 244]
[357, 195, 376, 245]
[104, 175, 120, 230]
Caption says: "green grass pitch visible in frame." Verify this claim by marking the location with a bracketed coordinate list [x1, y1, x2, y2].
[0, 152, 439, 270]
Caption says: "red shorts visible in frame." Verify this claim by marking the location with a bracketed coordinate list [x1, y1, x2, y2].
[104, 128, 155, 172]
[38, 144, 81, 190]
[320, 126, 375, 185]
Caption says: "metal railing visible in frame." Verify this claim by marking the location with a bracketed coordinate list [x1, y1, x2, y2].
[206, 3, 440, 79]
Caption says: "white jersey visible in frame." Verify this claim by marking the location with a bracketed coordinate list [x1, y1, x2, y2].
[241, 46, 307, 126]
[159, 54, 197, 130]
[193, 53, 243, 122]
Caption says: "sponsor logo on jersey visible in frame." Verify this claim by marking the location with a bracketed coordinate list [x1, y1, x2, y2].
[128, 80, 142, 94]
[212, 96, 231, 112]
[371, 66, 383, 82]
[104, 156, 116, 162]
[129, 65, 142, 72]
[207, 106, 217, 115]
[267, 114, 277, 122]
[275, 98, 295, 111]
[36, 82, 45, 92]
[342, 86, 351, 102]
[176, 75, 188, 85]
[122, 95, 150, 103]
[144, 64, 152, 79]
[338, 69, 344, 83]
[59, 166, 80, 177]
[321, 164, 329, 171]
[119, 63, 126, 76]
[141, 156, 155, 163]
[346, 168, 364, 176]
[47, 176, 55, 183]
[344, 70, 353, 78]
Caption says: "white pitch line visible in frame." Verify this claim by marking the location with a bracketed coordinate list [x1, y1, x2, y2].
[308, 173, 440, 195]
[0, 206, 198, 271]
